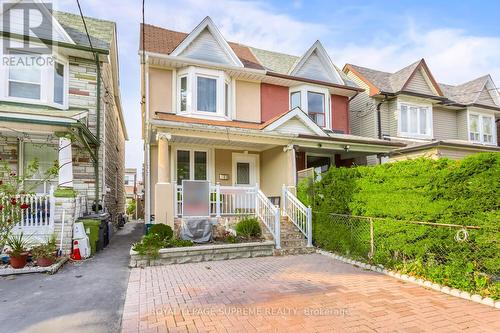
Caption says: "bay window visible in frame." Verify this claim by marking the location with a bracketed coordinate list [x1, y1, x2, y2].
[1, 52, 68, 109]
[469, 113, 495, 144]
[289, 85, 330, 128]
[176, 149, 208, 185]
[177, 66, 230, 119]
[399, 103, 432, 138]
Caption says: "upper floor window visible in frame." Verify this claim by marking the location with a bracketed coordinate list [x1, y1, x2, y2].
[469, 113, 495, 144]
[1, 51, 68, 109]
[399, 103, 432, 138]
[289, 85, 330, 128]
[177, 66, 230, 119]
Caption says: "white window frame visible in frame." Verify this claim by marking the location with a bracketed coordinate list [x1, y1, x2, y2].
[173, 147, 210, 185]
[19, 140, 58, 194]
[176, 66, 231, 120]
[397, 101, 433, 139]
[289, 85, 331, 129]
[0, 50, 69, 110]
[468, 111, 497, 145]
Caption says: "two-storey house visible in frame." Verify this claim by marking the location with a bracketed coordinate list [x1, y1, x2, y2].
[0, 0, 127, 237]
[140, 17, 403, 235]
[343, 59, 500, 163]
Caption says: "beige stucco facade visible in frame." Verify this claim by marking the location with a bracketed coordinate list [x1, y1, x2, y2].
[235, 80, 261, 123]
[149, 68, 173, 114]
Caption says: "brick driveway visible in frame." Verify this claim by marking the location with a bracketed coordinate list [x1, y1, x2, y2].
[121, 254, 500, 333]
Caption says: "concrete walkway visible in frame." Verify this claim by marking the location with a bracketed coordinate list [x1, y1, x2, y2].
[122, 254, 500, 333]
[0, 220, 143, 333]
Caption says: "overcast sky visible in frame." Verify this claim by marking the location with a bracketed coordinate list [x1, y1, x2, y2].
[55, 0, 500, 179]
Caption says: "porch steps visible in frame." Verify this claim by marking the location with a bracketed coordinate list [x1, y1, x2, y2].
[275, 217, 315, 256]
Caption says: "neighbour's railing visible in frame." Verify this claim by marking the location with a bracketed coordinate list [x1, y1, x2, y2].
[75, 194, 89, 218]
[1, 187, 56, 236]
[256, 189, 280, 249]
[282, 185, 312, 247]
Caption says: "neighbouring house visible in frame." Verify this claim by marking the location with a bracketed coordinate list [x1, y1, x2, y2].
[343, 59, 500, 163]
[139, 17, 403, 251]
[124, 168, 138, 218]
[0, 1, 127, 252]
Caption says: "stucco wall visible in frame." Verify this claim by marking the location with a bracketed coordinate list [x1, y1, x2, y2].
[260, 146, 288, 198]
[149, 68, 173, 114]
[235, 80, 261, 123]
[261, 83, 289, 122]
[214, 149, 233, 186]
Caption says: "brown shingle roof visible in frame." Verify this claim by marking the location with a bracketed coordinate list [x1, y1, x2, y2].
[140, 24, 264, 70]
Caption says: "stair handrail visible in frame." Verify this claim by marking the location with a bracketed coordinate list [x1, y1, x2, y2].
[282, 185, 312, 247]
[256, 189, 280, 249]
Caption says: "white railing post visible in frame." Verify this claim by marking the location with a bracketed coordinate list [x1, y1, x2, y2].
[306, 206, 312, 247]
[274, 207, 281, 249]
[281, 184, 286, 216]
[215, 183, 221, 218]
[49, 185, 55, 226]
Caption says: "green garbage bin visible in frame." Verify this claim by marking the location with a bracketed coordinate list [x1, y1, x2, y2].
[80, 219, 100, 255]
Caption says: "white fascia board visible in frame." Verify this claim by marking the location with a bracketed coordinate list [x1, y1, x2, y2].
[0, 111, 77, 124]
[145, 51, 265, 75]
[263, 107, 327, 137]
[289, 40, 343, 85]
[170, 16, 243, 67]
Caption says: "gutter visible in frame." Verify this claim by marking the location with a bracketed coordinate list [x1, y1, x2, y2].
[266, 71, 364, 93]
[389, 140, 500, 155]
[94, 57, 101, 212]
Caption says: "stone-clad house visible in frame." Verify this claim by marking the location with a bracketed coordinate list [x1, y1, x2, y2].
[343, 59, 500, 163]
[0, 1, 127, 251]
[139, 17, 402, 251]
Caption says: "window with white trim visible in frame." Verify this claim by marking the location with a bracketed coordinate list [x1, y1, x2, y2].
[399, 103, 432, 138]
[22, 142, 58, 194]
[289, 85, 330, 128]
[1, 51, 69, 109]
[176, 149, 208, 185]
[469, 113, 495, 144]
[177, 66, 230, 119]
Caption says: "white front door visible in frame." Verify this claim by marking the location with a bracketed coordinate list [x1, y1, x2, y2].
[232, 153, 259, 187]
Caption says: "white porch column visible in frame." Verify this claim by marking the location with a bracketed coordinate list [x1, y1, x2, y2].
[283, 144, 296, 192]
[58, 137, 73, 188]
[155, 132, 174, 228]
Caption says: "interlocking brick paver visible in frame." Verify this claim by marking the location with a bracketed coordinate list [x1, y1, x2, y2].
[121, 254, 500, 332]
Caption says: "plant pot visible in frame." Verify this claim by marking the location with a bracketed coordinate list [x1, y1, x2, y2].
[36, 257, 55, 267]
[9, 253, 28, 269]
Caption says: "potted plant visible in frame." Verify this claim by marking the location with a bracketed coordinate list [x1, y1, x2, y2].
[6, 233, 31, 269]
[32, 236, 57, 267]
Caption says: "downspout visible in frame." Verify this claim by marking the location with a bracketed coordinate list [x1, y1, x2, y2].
[376, 94, 389, 163]
[94, 58, 101, 212]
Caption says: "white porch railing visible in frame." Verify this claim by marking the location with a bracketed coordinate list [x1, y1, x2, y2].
[175, 183, 281, 248]
[282, 185, 313, 247]
[3, 187, 56, 241]
[256, 189, 280, 249]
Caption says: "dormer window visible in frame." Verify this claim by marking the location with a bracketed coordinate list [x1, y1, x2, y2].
[1, 52, 69, 109]
[177, 66, 231, 119]
[289, 85, 330, 128]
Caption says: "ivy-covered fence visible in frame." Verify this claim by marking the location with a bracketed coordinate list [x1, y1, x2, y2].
[298, 153, 500, 299]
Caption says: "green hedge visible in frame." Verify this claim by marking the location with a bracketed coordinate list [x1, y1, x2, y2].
[299, 153, 500, 298]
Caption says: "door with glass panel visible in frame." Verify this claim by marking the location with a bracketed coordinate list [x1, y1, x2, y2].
[232, 154, 258, 187]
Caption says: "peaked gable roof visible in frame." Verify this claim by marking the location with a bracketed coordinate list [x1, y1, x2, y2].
[262, 107, 327, 136]
[140, 20, 358, 89]
[170, 16, 243, 67]
[345, 59, 443, 97]
[289, 40, 343, 84]
[440, 75, 500, 106]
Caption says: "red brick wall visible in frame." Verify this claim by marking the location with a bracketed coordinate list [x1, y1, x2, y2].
[261, 83, 289, 122]
[331, 95, 350, 134]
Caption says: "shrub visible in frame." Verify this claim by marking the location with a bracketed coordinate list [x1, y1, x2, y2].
[167, 239, 194, 247]
[235, 217, 261, 239]
[149, 224, 173, 241]
[302, 153, 500, 298]
[132, 233, 165, 259]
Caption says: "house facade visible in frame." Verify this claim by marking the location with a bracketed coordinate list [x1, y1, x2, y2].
[343, 59, 500, 163]
[0, 0, 127, 241]
[140, 17, 403, 234]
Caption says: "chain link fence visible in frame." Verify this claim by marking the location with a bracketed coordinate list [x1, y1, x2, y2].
[315, 213, 499, 299]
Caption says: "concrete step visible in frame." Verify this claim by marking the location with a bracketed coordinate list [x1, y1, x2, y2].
[280, 238, 307, 248]
[275, 247, 316, 256]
